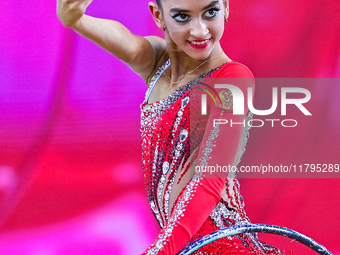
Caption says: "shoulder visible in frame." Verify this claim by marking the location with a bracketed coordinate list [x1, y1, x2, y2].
[135, 36, 166, 85]
[215, 61, 254, 79]
[144, 46, 169, 86]
[144, 36, 166, 54]
[208, 62, 255, 111]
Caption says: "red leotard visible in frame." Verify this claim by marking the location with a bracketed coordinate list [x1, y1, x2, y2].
[140, 60, 282, 255]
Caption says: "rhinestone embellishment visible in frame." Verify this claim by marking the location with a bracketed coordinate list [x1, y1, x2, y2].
[218, 89, 233, 110]
[150, 201, 156, 211]
[180, 129, 188, 142]
[162, 161, 170, 175]
[181, 96, 189, 109]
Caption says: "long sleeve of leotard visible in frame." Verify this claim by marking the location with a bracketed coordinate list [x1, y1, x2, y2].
[142, 62, 255, 255]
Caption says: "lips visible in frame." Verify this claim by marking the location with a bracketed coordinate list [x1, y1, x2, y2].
[188, 38, 211, 49]
[190, 39, 210, 45]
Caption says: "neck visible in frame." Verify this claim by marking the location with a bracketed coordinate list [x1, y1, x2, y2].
[165, 43, 229, 85]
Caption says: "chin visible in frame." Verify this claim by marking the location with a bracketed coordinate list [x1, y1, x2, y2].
[186, 50, 214, 60]
[184, 44, 217, 60]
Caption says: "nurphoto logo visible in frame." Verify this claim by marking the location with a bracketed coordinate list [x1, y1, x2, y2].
[200, 84, 312, 128]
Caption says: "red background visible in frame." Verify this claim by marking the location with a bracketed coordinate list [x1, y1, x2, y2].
[0, 0, 339, 254]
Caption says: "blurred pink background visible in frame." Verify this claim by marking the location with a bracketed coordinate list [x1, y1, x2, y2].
[0, 0, 339, 254]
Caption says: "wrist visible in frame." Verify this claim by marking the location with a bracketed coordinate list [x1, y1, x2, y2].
[68, 14, 87, 31]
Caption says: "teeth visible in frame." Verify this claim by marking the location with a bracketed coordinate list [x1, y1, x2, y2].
[191, 39, 209, 45]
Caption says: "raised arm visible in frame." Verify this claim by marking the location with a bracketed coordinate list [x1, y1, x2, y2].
[56, 0, 166, 80]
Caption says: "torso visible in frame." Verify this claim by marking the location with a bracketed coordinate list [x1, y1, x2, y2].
[141, 58, 283, 255]
[141, 59, 236, 224]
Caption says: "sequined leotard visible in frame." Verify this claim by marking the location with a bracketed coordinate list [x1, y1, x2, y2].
[140, 60, 282, 255]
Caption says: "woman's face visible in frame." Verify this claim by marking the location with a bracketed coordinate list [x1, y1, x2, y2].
[160, 0, 228, 60]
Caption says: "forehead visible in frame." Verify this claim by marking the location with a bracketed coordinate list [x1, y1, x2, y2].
[161, 0, 223, 10]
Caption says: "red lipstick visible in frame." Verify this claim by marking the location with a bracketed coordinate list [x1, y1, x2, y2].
[188, 38, 211, 49]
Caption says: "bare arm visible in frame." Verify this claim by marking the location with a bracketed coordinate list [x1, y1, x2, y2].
[57, 0, 166, 80]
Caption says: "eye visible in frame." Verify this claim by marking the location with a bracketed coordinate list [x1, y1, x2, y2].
[172, 13, 190, 23]
[204, 8, 220, 19]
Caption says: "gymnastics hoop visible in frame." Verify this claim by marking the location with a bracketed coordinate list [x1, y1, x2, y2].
[178, 224, 332, 255]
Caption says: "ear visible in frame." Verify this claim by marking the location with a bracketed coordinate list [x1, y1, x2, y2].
[148, 2, 165, 30]
[224, 0, 230, 20]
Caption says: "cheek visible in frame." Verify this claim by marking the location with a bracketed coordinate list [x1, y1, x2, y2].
[169, 28, 188, 43]
[210, 22, 224, 39]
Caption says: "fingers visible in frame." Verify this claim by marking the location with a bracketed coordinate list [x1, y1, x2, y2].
[57, 0, 93, 27]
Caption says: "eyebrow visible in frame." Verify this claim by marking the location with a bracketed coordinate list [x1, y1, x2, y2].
[169, 0, 219, 13]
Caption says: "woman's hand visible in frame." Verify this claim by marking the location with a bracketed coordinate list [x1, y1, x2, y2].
[57, 0, 93, 28]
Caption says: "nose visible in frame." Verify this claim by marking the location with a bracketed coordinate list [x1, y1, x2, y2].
[190, 19, 209, 39]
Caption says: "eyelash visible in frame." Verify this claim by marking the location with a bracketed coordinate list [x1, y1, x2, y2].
[171, 7, 221, 23]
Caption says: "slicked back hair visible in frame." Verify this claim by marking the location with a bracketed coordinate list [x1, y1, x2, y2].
[155, 0, 227, 12]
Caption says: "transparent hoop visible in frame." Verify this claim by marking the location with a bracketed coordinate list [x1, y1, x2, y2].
[178, 224, 332, 255]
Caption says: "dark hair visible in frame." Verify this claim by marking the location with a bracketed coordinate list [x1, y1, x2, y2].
[156, 0, 162, 9]
[156, 0, 226, 10]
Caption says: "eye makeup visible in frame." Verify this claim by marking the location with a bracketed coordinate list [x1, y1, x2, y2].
[170, 7, 221, 23]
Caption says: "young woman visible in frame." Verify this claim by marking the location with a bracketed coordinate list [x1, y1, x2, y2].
[57, 0, 283, 254]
